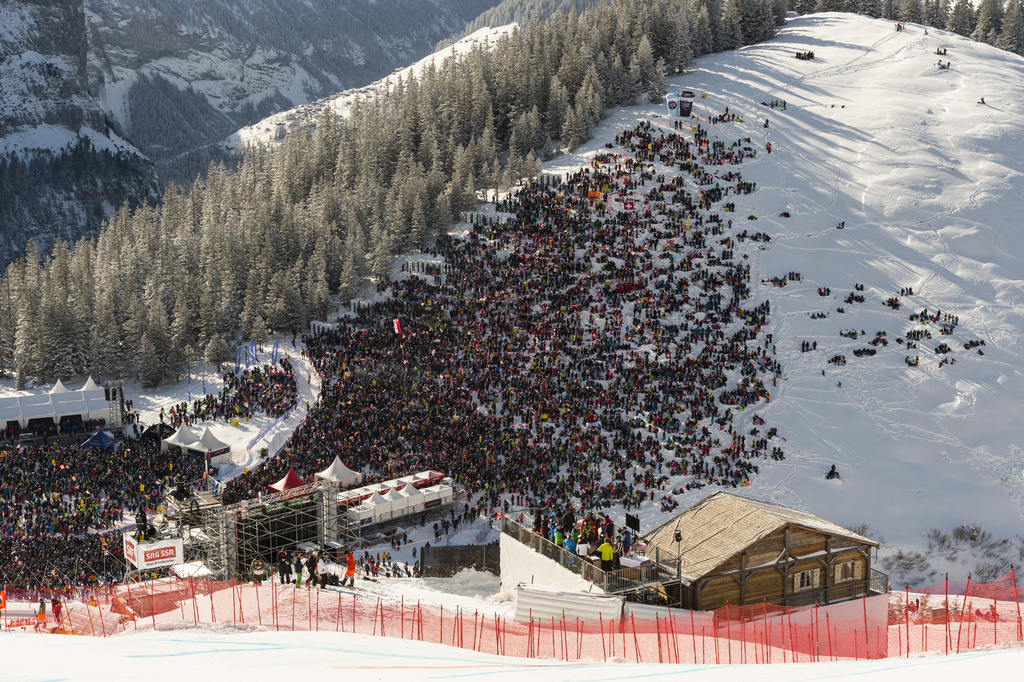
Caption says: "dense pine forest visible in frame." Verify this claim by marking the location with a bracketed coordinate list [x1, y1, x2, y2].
[4, 0, 1022, 388]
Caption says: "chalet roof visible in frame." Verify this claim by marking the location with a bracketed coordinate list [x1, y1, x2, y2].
[641, 491, 878, 582]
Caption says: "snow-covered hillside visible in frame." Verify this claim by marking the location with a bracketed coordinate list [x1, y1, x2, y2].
[526, 12, 1024, 584]
[145, 11, 1024, 583]
[225, 24, 516, 150]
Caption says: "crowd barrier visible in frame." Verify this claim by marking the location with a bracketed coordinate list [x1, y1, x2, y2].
[7, 569, 1021, 662]
[887, 570, 1024, 656]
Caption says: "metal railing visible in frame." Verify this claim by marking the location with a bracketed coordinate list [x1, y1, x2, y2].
[500, 517, 680, 597]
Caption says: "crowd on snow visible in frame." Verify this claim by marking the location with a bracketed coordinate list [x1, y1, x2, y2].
[4, 102, 978, 591]
[0, 361, 296, 590]
[223, 116, 786, 528]
[0, 436, 205, 589]
[165, 359, 298, 429]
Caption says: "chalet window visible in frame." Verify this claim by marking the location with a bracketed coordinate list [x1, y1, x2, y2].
[795, 568, 820, 591]
[836, 561, 854, 582]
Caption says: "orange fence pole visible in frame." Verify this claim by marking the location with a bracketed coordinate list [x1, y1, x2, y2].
[957, 574, 972, 654]
[944, 574, 949, 655]
[1013, 565, 1022, 643]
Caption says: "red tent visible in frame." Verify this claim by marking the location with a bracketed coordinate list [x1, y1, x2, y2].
[268, 467, 306, 493]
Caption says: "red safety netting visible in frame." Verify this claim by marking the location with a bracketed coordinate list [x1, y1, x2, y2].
[5, 570, 1021, 663]
[886, 568, 1024, 657]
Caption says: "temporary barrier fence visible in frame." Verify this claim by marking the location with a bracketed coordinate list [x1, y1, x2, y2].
[8, 569, 1021, 663]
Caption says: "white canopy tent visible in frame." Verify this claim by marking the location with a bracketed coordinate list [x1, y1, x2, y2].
[198, 427, 231, 453]
[365, 491, 393, 523]
[0, 378, 110, 431]
[382, 487, 408, 513]
[314, 456, 363, 488]
[161, 424, 201, 452]
[0, 396, 22, 426]
[18, 394, 56, 421]
[398, 484, 425, 513]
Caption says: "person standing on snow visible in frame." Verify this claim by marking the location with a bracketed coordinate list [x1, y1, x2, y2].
[344, 550, 356, 587]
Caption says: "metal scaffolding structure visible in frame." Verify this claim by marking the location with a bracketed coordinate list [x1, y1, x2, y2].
[222, 480, 361, 579]
[155, 482, 362, 581]
[104, 379, 124, 432]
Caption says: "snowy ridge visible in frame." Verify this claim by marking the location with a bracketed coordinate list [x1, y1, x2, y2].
[226, 25, 516, 149]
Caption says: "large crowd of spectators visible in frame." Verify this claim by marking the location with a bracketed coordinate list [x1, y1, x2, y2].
[5, 112, 793, 589]
[166, 358, 298, 428]
[0, 361, 297, 590]
[222, 117, 785, 523]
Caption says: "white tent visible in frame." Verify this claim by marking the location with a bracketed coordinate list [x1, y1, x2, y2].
[50, 392, 89, 421]
[161, 424, 201, 452]
[198, 427, 231, 453]
[422, 484, 454, 508]
[314, 455, 363, 488]
[382, 487, 408, 513]
[0, 380, 114, 430]
[0, 396, 22, 425]
[19, 394, 55, 422]
[398, 484, 425, 513]
[83, 388, 108, 417]
[348, 503, 374, 525]
[365, 491, 393, 522]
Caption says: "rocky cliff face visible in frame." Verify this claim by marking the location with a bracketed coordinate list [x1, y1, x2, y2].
[0, 0, 159, 265]
[84, 0, 500, 184]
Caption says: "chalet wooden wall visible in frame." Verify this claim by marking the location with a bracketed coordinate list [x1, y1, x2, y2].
[680, 525, 872, 610]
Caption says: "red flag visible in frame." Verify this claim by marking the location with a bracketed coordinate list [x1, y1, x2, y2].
[393, 319, 402, 334]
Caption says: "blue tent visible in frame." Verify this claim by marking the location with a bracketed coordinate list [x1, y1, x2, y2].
[83, 429, 116, 449]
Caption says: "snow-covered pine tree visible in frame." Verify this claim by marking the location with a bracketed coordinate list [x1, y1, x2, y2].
[627, 35, 657, 101]
[690, 2, 714, 57]
[973, 0, 1004, 44]
[13, 241, 42, 388]
[203, 333, 231, 373]
[999, 0, 1024, 54]
[720, 0, 746, 50]
[772, 0, 788, 25]
[898, 0, 924, 23]
[561, 103, 589, 152]
[925, 0, 949, 28]
[648, 58, 669, 103]
[946, 0, 976, 36]
[137, 332, 162, 388]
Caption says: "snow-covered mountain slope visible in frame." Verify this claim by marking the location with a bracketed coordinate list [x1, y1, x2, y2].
[0, 0, 158, 264]
[526, 12, 1024, 584]
[225, 24, 515, 150]
[84, 0, 503, 181]
[225, 13, 1024, 583]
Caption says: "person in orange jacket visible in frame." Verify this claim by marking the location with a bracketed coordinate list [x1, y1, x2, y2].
[343, 550, 356, 587]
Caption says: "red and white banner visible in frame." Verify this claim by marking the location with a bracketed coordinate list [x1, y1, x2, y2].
[123, 532, 137, 565]
[123, 533, 183, 570]
[393, 318, 402, 334]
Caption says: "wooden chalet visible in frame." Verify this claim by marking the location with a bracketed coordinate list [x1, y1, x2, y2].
[641, 491, 887, 610]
